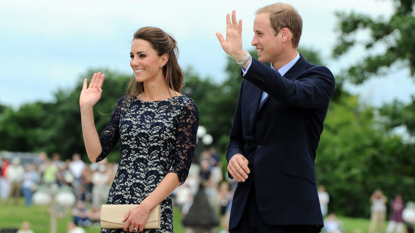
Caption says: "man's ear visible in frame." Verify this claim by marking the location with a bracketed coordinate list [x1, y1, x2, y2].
[280, 28, 292, 43]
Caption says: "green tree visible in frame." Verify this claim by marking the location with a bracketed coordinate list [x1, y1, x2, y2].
[316, 94, 415, 217]
[324, 0, 415, 216]
[332, 0, 415, 134]
[333, 0, 415, 84]
[0, 102, 46, 151]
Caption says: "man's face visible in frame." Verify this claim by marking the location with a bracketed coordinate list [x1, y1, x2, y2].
[251, 13, 282, 64]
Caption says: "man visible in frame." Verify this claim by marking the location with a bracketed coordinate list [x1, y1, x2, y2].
[216, 3, 335, 233]
[6, 157, 25, 205]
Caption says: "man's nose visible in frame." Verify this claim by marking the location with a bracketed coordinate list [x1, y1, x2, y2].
[251, 36, 257, 46]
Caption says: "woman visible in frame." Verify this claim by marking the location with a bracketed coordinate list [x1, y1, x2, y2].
[79, 27, 199, 233]
[386, 194, 404, 233]
[369, 189, 388, 233]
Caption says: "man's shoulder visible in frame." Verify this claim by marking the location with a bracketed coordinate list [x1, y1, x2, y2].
[300, 56, 333, 76]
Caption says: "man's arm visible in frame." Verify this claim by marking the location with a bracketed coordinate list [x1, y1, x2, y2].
[244, 58, 335, 109]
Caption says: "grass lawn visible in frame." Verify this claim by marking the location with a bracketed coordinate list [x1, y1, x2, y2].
[0, 198, 389, 233]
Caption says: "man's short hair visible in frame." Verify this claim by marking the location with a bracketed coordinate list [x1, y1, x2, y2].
[256, 3, 302, 48]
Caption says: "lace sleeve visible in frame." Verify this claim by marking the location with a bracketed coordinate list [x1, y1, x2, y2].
[96, 96, 124, 163]
[169, 99, 199, 185]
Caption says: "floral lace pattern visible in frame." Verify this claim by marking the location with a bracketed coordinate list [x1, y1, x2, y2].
[97, 95, 199, 233]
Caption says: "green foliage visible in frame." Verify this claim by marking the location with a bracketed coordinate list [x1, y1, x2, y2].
[329, 3, 415, 217]
[0, 69, 130, 162]
[316, 94, 415, 217]
[378, 96, 415, 136]
[0, 102, 48, 152]
[333, 0, 415, 84]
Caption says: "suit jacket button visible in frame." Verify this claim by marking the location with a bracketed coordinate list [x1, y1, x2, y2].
[257, 145, 262, 149]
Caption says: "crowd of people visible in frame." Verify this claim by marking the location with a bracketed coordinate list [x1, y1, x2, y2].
[0, 151, 117, 231]
[0, 148, 236, 232]
[317, 187, 414, 233]
[2, 150, 415, 233]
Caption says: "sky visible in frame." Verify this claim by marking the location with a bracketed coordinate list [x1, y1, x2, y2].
[1, 0, 414, 109]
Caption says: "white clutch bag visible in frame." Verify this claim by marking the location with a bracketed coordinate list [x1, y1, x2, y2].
[100, 204, 161, 229]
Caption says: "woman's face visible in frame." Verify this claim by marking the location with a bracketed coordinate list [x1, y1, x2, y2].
[130, 39, 166, 83]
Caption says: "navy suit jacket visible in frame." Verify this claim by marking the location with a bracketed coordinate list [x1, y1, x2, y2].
[226, 55, 335, 230]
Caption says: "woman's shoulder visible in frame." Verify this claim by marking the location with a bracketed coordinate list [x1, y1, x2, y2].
[177, 95, 197, 109]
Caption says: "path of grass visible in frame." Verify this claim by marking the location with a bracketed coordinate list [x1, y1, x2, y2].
[1, 199, 390, 233]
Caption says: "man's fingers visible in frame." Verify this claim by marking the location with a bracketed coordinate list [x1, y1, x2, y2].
[239, 157, 250, 174]
[216, 32, 225, 44]
[235, 159, 249, 179]
[229, 158, 248, 182]
[232, 10, 238, 26]
[228, 165, 242, 182]
[82, 78, 87, 90]
[226, 13, 230, 29]
[239, 19, 243, 33]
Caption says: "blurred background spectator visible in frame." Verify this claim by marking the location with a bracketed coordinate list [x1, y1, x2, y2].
[318, 185, 330, 217]
[369, 189, 388, 233]
[17, 221, 34, 233]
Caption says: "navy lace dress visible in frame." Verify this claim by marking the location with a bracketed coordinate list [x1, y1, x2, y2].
[96, 95, 199, 233]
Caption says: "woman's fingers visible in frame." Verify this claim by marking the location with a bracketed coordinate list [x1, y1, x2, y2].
[122, 211, 131, 231]
[226, 13, 230, 29]
[97, 74, 105, 90]
[88, 72, 105, 90]
[89, 73, 97, 88]
[129, 222, 136, 232]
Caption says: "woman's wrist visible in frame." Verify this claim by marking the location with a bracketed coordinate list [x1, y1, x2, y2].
[80, 105, 93, 113]
[140, 199, 155, 212]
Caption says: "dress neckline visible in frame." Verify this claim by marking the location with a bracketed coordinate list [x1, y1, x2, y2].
[133, 95, 184, 103]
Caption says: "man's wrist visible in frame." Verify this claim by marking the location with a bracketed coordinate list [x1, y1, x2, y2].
[233, 51, 248, 62]
[235, 52, 251, 66]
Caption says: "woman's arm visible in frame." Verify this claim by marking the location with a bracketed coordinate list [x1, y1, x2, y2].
[79, 73, 105, 162]
[80, 105, 102, 162]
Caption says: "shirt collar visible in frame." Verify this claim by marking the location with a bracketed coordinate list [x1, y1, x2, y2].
[270, 53, 300, 76]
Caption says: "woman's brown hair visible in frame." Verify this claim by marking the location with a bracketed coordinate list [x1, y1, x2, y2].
[126, 27, 184, 98]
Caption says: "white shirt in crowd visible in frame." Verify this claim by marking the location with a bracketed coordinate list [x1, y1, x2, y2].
[69, 160, 85, 179]
[6, 165, 25, 183]
[371, 198, 387, 212]
[318, 190, 329, 216]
